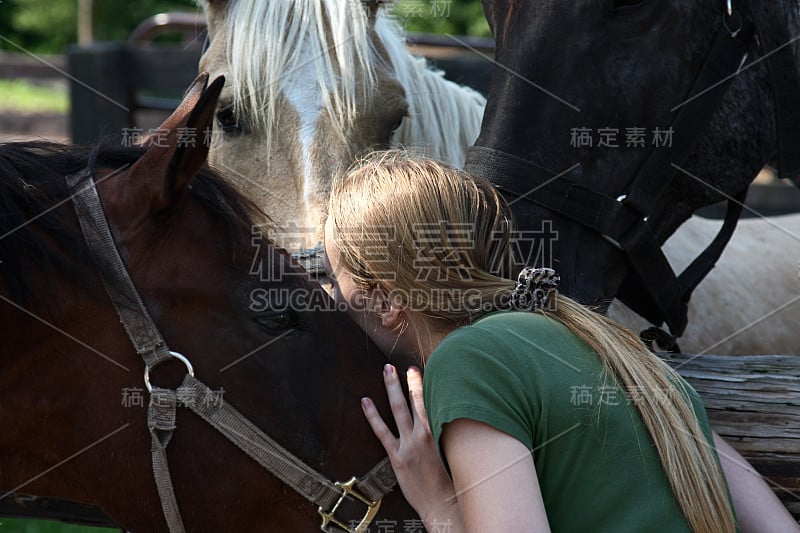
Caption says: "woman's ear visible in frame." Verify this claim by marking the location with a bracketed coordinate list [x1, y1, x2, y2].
[372, 286, 405, 328]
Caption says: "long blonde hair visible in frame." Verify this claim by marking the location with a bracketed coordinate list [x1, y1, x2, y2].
[328, 150, 736, 533]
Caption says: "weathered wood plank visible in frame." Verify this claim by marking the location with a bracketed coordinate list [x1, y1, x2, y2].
[663, 353, 800, 521]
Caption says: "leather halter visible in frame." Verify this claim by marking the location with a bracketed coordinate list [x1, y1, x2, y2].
[468, 1, 799, 345]
[66, 166, 397, 533]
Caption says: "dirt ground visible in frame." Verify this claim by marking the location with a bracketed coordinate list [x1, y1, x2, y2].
[0, 111, 69, 143]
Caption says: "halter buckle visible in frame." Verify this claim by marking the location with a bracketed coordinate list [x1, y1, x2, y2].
[319, 477, 382, 533]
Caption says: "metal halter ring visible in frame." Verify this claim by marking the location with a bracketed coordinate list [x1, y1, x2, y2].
[144, 351, 195, 393]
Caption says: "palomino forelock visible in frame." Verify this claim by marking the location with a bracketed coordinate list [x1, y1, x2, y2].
[222, 0, 485, 169]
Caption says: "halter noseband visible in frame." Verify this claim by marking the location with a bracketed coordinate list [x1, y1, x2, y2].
[66, 166, 396, 533]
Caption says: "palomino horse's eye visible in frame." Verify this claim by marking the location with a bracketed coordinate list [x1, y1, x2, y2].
[216, 104, 243, 136]
[390, 113, 405, 134]
[254, 311, 297, 334]
[379, 108, 408, 146]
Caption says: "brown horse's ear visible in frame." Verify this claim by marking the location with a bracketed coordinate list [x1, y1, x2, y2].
[102, 74, 224, 234]
[165, 75, 225, 194]
[144, 72, 210, 140]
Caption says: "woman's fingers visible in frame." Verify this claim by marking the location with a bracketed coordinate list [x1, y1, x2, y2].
[361, 397, 397, 451]
[383, 364, 413, 435]
[407, 366, 428, 424]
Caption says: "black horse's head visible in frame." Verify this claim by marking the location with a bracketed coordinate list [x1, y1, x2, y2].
[471, 0, 800, 330]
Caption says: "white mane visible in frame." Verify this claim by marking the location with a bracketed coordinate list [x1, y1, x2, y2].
[221, 0, 485, 167]
[376, 15, 486, 166]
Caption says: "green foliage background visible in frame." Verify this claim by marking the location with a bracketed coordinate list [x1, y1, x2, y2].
[0, 0, 201, 53]
[0, 0, 489, 54]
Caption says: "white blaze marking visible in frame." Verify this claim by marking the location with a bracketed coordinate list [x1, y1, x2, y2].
[281, 48, 327, 218]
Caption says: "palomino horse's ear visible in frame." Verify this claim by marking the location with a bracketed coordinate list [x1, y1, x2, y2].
[362, 0, 387, 22]
[103, 74, 224, 232]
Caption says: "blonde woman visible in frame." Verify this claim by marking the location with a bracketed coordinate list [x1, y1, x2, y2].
[323, 151, 797, 532]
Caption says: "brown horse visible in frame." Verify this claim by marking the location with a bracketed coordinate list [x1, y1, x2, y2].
[0, 75, 415, 531]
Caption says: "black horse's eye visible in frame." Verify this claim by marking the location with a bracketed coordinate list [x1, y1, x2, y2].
[254, 311, 297, 334]
[216, 104, 243, 136]
[613, 0, 648, 9]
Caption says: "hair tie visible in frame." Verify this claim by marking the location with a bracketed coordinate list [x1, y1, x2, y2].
[509, 267, 560, 311]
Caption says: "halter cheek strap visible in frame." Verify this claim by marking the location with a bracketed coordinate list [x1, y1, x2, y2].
[66, 167, 396, 533]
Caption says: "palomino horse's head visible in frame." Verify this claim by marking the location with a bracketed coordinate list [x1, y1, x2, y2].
[473, 0, 800, 317]
[199, 0, 485, 250]
[0, 75, 416, 530]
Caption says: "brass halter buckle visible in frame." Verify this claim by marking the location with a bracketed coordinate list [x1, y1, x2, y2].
[319, 477, 382, 533]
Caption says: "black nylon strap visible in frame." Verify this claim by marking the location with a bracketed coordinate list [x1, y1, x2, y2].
[623, 17, 755, 217]
[616, 189, 747, 332]
[677, 189, 747, 297]
[467, 147, 690, 334]
[465, 146, 644, 243]
[466, 144, 751, 336]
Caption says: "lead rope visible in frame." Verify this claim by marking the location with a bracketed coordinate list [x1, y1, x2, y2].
[66, 168, 396, 532]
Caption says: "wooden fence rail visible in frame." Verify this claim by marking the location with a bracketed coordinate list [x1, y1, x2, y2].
[662, 353, 800, 520]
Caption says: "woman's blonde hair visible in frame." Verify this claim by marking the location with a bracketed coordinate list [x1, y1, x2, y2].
[328, 150, 735, 533]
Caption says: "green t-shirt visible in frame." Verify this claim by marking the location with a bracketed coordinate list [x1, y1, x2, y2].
[423, 310, 732, 532]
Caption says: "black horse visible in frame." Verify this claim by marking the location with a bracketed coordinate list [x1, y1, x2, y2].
[468, 0, 800, 342]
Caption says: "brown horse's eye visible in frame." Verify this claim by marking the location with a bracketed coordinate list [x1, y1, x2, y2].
[255, 312, 297, 334]
[216, 104, 243, 136]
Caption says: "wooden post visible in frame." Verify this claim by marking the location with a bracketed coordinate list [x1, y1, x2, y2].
[66, 43, 132, 145]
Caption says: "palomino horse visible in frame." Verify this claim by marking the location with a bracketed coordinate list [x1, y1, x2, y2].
[0, 74, 416, 531]
[198, 0, 486, 248]
[468, 0, 800, 342]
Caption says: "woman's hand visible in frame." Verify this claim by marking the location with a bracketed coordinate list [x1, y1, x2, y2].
[361, 365, 463, 530]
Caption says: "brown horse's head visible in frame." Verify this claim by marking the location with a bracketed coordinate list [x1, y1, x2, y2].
[0, 74, 416, 531]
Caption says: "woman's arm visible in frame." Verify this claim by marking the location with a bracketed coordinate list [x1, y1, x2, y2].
[362, 364, 550, 533]
[441, 418, 551, 533]
[712, 431, 799, 532]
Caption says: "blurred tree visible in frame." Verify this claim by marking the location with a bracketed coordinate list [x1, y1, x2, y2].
[0, 0, 198, 54]
[93, 0, 197, 42]
[394, 0, 490, 37]
[0, 0, 77, 53]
